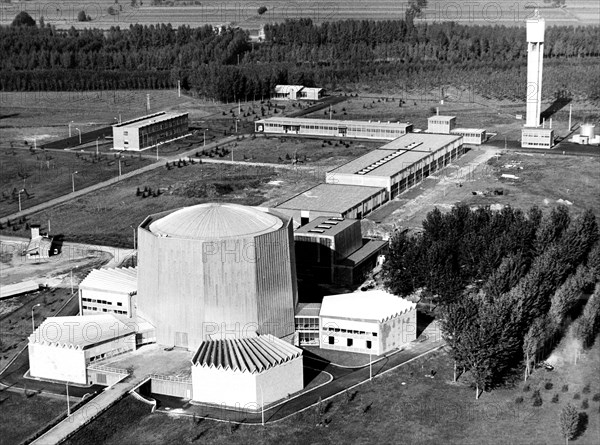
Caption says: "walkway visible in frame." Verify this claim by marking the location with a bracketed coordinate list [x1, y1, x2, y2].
[31, 375, 149, 445]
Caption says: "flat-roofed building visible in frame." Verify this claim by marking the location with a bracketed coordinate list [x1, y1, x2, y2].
[326, 133, 464, 198]
[295, 303, 322, 346]
[191, 334, 303, 408]
[272, 85, 323, 100]
[320, 290, 417, 355]
[112, 111, 189, 151]
[79, 267, 137, 317]
[294, 217, 388, 285]
[428, 115, 456, 134]
[451, 128, 486, 145]
[275, 183, 388, 226]
[28, 314, 137, 384]
[521, 127, 554, 148]
[255, 117, 413, 140]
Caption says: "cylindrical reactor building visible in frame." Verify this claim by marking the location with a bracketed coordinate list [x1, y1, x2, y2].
[137, 203, 298, 351]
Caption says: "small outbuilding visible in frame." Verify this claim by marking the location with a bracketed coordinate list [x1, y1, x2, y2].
[319, 290, 417, 355]
[191, 334, 303, 409]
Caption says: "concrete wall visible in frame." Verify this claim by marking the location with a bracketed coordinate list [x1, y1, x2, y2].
[79, 287, 131, 316]
[29, 343, 87, 384]
[151, 378, 193, 399]
[255, 356, 304, 405]
[379, 308, 417, 354]
[320, 316, 381, 355]
[137, 217, 297, 350]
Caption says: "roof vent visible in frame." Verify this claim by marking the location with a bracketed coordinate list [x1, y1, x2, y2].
[309, 229, 325, 233]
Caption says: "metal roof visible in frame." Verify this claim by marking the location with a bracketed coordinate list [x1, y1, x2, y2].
[452, 128, 486, 134]
[30, 314, 135, 349]
[79, 267, 137, 295]
[256, 117, 412, 130]
[0, 280, 39, 299]
[191, 334, 302, 374]
[274, 85, 304, 94]
[114, 111, 187, 130]
[428, 115, 456, 121]
[340, 239, 388, 266]
[149, 203, 284, 239]
[320, 290, 416, 322]
[294, 216, 357, 237]
[329, 133, 462, 177]
[277, 184, 385, 213]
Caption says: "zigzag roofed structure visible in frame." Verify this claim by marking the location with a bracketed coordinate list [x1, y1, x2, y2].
[191, 334, 304, 407]
[79, 267, 138, 317]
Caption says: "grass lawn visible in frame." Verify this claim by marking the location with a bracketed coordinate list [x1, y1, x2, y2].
[0, 147, 153, 217]
[0, 162, 322, 247]
[0, 391, 68, 445]
[57, 333, 600, 445]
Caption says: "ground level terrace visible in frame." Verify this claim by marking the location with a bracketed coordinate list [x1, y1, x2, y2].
[327, 133, 464, 198]
[255, 117, 413, 140]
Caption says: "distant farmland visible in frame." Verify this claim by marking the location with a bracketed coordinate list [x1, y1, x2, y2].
[0, 0, 598, 29]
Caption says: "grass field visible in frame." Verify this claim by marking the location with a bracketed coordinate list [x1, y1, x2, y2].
[58, 333, 600, 445]
[0, 390, 68, 445]
[1, 1, 598, 29]
[0, 162, 322, 247]
[0, 147, 153, 217]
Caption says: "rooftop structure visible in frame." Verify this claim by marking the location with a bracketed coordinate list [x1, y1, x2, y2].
[320, 290, 415, 322]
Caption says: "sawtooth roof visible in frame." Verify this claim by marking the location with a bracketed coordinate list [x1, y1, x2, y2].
[320, 290, 416, 322]
[79, 267, 137, 295]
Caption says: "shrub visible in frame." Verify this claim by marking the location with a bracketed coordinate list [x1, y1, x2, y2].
[582, 399, 589, 409]
[532, 393, 543, 407]
[545, 382, 554, 390]
[77, 10, 90, 21]
[515, 396, 524, 404]
[562, 384, 569, 392]
[552, 394, 559, 403]
[574, 393, 581, 400]
[583, 384, 591, 394]
[592, 393, 600, 402]
[523, 384, 531, 392]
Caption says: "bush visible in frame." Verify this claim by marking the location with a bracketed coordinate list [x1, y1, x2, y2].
[532, 394, 543, 407]
[552, 394, 559, 403]
[545, 382, 554, 390]
[583, 384, 591, 394]
[562, 384, 569, 392]
[582, 399, 589, 409]
[77, 10, 90, 21]
[574, 393, 581, 400]
[592, 393, 600, 402]
[515, 396, 524, 404]
[523, 384, 531, 392]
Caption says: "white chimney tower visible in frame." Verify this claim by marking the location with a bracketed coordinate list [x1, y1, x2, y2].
[525, 10, 545, 128]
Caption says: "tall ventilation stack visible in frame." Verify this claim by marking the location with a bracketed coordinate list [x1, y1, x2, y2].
[521, 10, 554, 149]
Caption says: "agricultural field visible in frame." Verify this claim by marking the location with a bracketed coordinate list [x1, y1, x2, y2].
[57, 332, 600, 445]
[0, 147, 153, 217]
[1, 0, 598, 29]
[0, 162, 322, 247]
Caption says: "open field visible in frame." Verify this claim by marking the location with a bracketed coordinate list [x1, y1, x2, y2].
[57, 332, 600, 445]
[0, 147, 153, 217]
[0, 162, 322, 247]
[1, 1, 598, 29]
[0, 390, 69, 445]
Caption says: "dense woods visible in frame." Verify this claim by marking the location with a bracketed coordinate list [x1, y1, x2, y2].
[1, 18, 599, 102]
[383, 205, 600, 398]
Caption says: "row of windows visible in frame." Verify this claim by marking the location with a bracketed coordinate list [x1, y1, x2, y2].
[82, 298, 122, 306]
[82, 306, 127, 315]
[328, 336, 373, 349]
[263, 122, 406, 134]
[523, 142, 551, 146]
[323, 326, 378, 337]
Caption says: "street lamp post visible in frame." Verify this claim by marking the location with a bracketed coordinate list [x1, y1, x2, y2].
[258, 383, 265, 426]
[66, 381, 71, 416]
[130, 225, 136, 266]
[369, 352, 372, 381]
[118, 158, 122, 178]
[75, 128, 81, 145]
[17, 188, 25, 212]
[31, 303, 41, 333]
[235, 119, 239, 133]
[69, 121, 74, 137]
[203, 129, 207, 147]
[96, 138, 99, 156]
[71, 171, 78, 193]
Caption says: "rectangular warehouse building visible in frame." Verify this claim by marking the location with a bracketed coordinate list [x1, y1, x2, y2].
[275, 183, 388, 226]
[79, 267, 138, 317]
[427, 115, 486, 145]
[326, 133, 464, 199]
[112, 111, 189, 151]
[255, 117, 413, 140]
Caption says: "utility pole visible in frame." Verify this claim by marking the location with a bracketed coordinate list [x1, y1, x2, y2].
[178, 80, 181, 98]
[568, 103, 572, 132]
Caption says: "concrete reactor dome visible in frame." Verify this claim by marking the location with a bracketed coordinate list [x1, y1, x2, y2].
[137, 203, 298, 351]
[148, 203, 283, 239]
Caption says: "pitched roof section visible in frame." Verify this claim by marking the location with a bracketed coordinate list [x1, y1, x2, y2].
[79, 267, 138, 295]
[30, 314, 135, 349]
[320, 290, 416, 322]
[192, 334, 302, 374]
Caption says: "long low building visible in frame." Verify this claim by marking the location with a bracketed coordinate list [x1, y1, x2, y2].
[112, 111, 189, 151]
[326, 133, 464, 199]
[255, 117, 413, 140]
[275, 183, 388, 226]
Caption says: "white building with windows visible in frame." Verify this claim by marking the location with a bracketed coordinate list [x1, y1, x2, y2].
[319, 290, 417, 355]
[79, 267, 137, 317]
[112, 111, 189, 151]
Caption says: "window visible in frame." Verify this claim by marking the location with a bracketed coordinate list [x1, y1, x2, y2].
[347, 338, 353, 347]
[328, 336, 335, 345]
[123, 131, 128, 136]
[117, 302, 123, 307]
[366, 340, 372, 349]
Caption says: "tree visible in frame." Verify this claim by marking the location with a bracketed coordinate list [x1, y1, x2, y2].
[257, 6, 268, 15]
[77, 11, 90, 22]
[11, 11, 36, 27]
[559, 404, 579, 445]
[573, 284, 600, 349]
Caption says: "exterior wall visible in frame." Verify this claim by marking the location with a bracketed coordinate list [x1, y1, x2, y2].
[320, 316, 381, 355]
[137, 218, 297, 350]
[79, 287, 131, 316]
[29, 343, 87, 384]
[113, 114, 188, 151]
[521, 128, 554, 148]
[192, 365, 257, 408]
[191, 357, 303, 408]
[83, 333, 136, 364]
[428, 117, 456, 134]
[151, 378, 193, 399]
[255, 119, 411, 140]
[451, 130, 486, 145]
[526, 40, 544, 127]
[87, 369, 128, 386]
[332, 221, 362, 260]
[379, 307, 417, 353]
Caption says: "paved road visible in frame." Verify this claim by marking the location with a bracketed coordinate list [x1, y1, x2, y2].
[0, 135, 239, 223]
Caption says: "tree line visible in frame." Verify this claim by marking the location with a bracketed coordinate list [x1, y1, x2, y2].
[1, 16, 599, 103]
[383, 204, 599, 398]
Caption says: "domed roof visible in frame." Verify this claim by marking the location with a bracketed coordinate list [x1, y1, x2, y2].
[149, 203, 283, 239]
